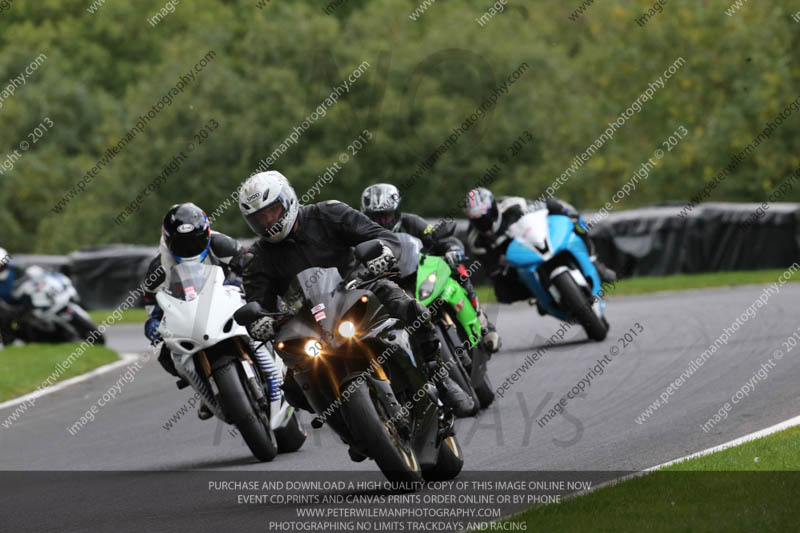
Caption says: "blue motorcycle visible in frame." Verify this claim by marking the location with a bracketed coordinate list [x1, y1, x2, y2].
[505, 210, 610, 341]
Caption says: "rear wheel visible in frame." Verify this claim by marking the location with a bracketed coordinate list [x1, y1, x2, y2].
[275, 410, 307, 453]
[475, 372, 495, 409]
[423, 436, 464, 481]
[214, 362, 278, 462]
[343, 381, 422, 484]
[552, 271, 608, 341]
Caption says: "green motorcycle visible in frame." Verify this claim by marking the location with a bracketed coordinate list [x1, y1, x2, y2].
[396, 233, 495, 415]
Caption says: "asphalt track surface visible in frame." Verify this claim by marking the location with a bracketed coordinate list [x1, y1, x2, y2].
[2, 283, 799, 530]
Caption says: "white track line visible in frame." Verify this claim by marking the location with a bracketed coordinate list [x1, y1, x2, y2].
[488, 413, 800, 529]
[0, 352, 140, 412]
[591, 413, 800, 492]
[647, 412, 800, 470]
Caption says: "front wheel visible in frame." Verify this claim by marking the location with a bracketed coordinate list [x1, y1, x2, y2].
[68, 310, 105, 344]
[343, 381, 422, 484]
[423, 436, 464, 481]
[214, 363, 278, 462]
[275, 410, 307, 453]
[552, 272, 608, 341]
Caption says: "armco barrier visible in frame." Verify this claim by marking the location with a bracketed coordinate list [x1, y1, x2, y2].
[588, 203, 800, 278]
[11, 203, 800, 308]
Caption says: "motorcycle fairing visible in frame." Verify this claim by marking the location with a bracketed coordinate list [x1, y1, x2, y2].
[276, 267, 391, 356]
[506, 212, 603, 320]
[156, 264, 249, 360]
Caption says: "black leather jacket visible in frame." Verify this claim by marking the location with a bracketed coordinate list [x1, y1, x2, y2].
[394, 213, 464, 257]
[243, 200, 402, 312]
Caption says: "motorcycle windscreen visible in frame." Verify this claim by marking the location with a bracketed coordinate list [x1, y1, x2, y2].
[288, 267, 342, 304]
[285, 267, 366, 342]
[165, 263, 215, 302]
[394, 232, 423, 279]
[505, 211, 548, 267]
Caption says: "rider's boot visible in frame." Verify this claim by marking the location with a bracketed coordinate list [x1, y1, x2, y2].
[591, 256, 617, 284]
[477, 308, 501, 354]
[461, 278, 501, 354]
[197, 402, 213, 420]
[421, 338, 474, 417]
[573, 221, 617, 285]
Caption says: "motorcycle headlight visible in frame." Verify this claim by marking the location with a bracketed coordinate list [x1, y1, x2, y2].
[304, 340, 323, 357]
[338, 320, 356, 338]
[419, 273, 437, 300]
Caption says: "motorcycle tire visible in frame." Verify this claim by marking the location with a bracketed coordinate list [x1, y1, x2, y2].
[214, 362, 278, 462]
[69, 313, 105, 345]
[275, 410, 307, 453]
[474, 372, 495, 409]
[422, 435, 464, 481]
[342, 380, 423, 484]
[552, 271, 609, 341]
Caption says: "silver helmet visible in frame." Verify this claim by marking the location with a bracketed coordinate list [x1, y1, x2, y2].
[238, 171, 299, 243]
[361, 183, 401, 230]
[464, 187, 499, 235]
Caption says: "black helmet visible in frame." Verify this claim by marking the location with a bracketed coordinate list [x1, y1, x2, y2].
[162, 203, 211, 262]
[361, 183, 401, 230]
[464, 187, 498, 235]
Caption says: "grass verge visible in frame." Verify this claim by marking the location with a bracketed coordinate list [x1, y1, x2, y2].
[475, 268, 800, 304]
[488, 425, 800, 532]
[0, 343, 119, 402]
[87, 307, 149, 325]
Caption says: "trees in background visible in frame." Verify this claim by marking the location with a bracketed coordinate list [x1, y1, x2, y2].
[1, 0, 798, 253]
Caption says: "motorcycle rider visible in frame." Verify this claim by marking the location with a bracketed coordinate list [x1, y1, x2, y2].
[360, 183, 501, 353]
[0, 248, 24, 344]
[237, 171, 475, 425]
[141, 203, 275, 420]
[464, 188, 616, 305]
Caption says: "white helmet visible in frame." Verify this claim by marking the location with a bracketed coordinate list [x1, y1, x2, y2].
[238, 171, 299, 243]
[0, 247, 10, 281]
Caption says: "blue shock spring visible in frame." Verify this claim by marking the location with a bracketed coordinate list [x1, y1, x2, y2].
[253, 347, 282, 403]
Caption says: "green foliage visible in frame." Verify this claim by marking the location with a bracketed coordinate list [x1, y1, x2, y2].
[1, 0, 798, 252]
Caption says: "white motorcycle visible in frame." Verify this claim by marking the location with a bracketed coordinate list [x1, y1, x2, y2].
[156, 262, 306, 461]
[9, 266, 104, 344]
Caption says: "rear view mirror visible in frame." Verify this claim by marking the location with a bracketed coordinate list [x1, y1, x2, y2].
[233, 301, 267, 326]
[431, 220, 456, 240]
[354, 240, 385, 263]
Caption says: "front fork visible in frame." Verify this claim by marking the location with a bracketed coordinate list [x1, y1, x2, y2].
[233, 338, 281, 412]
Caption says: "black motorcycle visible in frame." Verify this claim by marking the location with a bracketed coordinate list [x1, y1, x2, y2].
[235, 242, 464, 483]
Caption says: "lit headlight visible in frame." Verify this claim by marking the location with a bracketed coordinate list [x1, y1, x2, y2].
[304, 340, 323, 357]
[419, 273, 437, 300]
[338, 320, 356, 338]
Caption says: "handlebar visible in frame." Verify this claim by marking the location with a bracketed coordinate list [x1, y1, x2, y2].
[344, 267, 400, 291]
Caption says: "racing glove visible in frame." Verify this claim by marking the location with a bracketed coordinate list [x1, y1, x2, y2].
[365, 245, 396, 275]
[444, 249, 466, 267]
[248, 316, 277, 341]
[144, 317, 162, 344]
